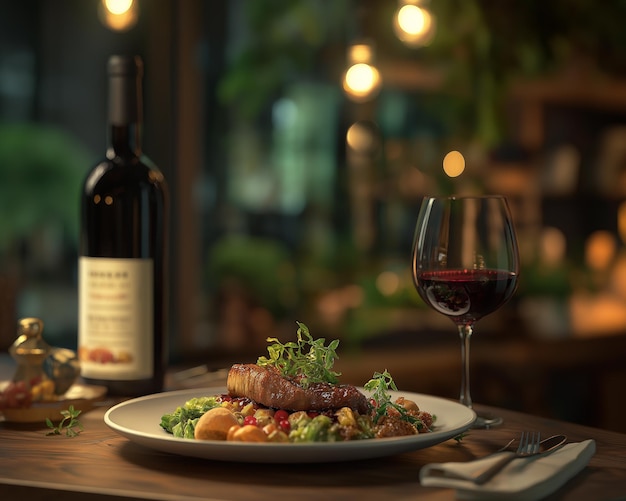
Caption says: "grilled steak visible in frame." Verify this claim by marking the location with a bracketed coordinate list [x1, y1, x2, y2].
[227, 363, 370, 414]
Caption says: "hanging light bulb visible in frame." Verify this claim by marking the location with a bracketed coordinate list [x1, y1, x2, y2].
[342, 42, 382, 103]
[99, 0, 139, 32]
[393, 0, 436, 48]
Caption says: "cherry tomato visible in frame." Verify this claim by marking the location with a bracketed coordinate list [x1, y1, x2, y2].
[274, 409, 289, 423]
[243, 415, 257, 427]
[278, 419, 290, 433]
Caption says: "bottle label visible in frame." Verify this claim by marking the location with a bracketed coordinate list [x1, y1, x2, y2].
[78, 257, 153, 380]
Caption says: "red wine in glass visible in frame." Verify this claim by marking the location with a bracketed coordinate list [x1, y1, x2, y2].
[411, 195, 519, 428]
[415, 269, 518, 325]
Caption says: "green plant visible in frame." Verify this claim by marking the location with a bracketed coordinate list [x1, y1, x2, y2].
[46, 405, 83, 437]
[207, 235, 297, 316]
[424, 0, 626, 145]
[0, 123, 89, 252]
[217, 0, 349, 119]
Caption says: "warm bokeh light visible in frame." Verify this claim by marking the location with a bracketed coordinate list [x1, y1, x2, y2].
[316, 285, 364, 326]
[104, 0, 133, 15]
[349, 44, 373, 63]
[585, 230, 616, 271]
[346, 121, 380, 155]
[540, 227, 566, 266]
[442, 150, 465, 177]
[99, 0, 138, 31]
[342, 43, 382, 102]
[345, 64, 379, 94]
[376, 271, 400, 296]
[398, 5, 429, 35]
[393, 0, 436, 48]
[343, 63, 381, 101]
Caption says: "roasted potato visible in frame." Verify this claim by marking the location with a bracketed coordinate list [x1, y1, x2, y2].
[194, 407, 239, 440]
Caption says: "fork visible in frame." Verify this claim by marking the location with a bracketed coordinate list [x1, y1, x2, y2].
[472, 431, 542, 485]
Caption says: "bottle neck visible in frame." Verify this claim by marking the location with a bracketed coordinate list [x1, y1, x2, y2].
[108, 123, 142, 158]
[107, 58, 143, 158]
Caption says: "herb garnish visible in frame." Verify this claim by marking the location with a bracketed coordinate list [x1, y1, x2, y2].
[364, 370, 425, 429]
[257, 321, 341, 388]
[454, 432, 468, 442]
[46, 405, 83, 437]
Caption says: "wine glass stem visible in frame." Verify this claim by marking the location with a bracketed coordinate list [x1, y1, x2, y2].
[458, 323, 473, 408]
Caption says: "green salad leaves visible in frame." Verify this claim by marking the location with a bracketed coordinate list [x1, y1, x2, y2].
[257, 321, 341, 388]
[160, 396, 221, 438]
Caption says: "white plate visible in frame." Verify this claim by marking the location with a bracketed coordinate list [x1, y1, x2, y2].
[105, 386, 476, 463]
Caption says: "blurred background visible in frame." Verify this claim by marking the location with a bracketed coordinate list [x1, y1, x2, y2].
[1, 0, 626, 431]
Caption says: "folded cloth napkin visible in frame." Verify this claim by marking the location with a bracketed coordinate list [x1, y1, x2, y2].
[420, 439, 596, 501]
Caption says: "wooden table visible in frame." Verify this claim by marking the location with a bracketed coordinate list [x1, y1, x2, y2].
[1, 391, 626, 501]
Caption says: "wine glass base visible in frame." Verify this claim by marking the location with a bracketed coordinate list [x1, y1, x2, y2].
[472, 412, 503, 429]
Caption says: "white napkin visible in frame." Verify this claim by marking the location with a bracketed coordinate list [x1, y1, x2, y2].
[420, 439, 596, 500]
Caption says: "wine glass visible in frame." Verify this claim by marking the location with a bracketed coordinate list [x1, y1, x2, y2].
[411, 195, 519, 428]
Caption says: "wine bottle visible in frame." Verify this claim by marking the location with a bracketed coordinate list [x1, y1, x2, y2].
[78, 55, 168, 396]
